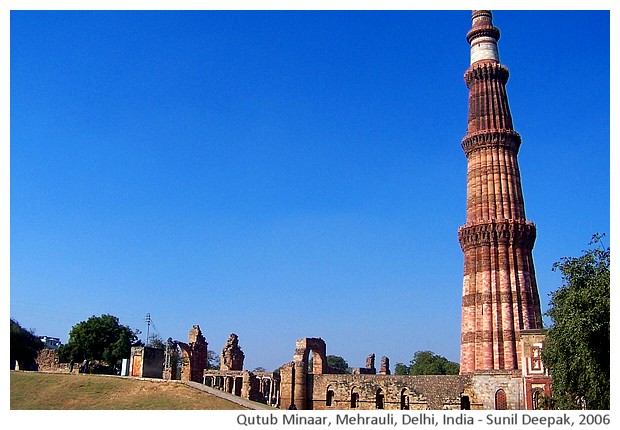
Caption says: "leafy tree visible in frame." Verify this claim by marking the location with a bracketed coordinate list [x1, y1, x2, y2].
[409, 350, 459, 375]
[58, 314, 140, 369]
[327, 355, 351, 374]
[148, 333, 165, 349]
[10, 319, 43, 370]
[207, 349, 220, 370]
[394, 362, 410, 375]
[541, 234, 610, 410]
[308, 354, 351, 373]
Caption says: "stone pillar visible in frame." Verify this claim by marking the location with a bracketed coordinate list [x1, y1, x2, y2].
[366, 353, 376, 373]
[293, 360, 307, 410]
[379, 356, 390, 375]
[188, 325, 208, 382]
[242, 371, 252, 399]
[279, 362, 295, 410]
[220, 333, 245, 371]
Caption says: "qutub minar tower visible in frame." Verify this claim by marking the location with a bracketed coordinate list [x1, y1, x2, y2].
[458, 10, 543, 374]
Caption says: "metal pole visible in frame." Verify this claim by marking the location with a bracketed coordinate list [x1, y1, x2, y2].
[145, 313, 151, 346]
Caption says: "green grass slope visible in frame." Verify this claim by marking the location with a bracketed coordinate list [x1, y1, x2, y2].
[10, 371, 249, 410]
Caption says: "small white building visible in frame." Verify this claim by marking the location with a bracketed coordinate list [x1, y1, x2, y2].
[39, 336, 62, 349]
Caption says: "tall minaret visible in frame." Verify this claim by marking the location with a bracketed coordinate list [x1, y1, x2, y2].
[458, 10, 543, 374]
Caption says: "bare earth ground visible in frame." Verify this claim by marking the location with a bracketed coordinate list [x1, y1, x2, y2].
[10, 371, 249, 410]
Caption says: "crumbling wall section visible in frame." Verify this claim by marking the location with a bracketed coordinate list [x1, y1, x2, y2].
[35, 349, 77, 373]
[220, 333, 245, 371]
[279, 362, 295, 409]
[178, 325, 208, 382]
[352, 354, 376, 375]
[307, 374, 475, 410]
[35, 348, 60, 372]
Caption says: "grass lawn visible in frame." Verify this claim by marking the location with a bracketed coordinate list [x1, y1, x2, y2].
[10, 371, 249, 410]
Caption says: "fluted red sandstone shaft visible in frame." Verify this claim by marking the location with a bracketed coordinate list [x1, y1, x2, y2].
[459, 10, 543, 374]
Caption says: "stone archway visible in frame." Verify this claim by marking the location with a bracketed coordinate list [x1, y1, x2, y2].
[293, 337, 327, 375]
[326, 385, 335, 407]
[495, 389, 507, 410]
[176, 341, 192, 381]
[350, 387, 360, 409]
[280, 337, 328, 410]
[376, 387, 385, 409]
[166, 325, 208, 383]
[400, 388, 410, 410]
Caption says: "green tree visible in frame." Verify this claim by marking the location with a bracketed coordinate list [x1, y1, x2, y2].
[409, 350, 459, 375]
[10, 319, 44, 370]
[148, 334, 166, 349]
[541, 234, 610, 410]
[394, 362, 410, 375]
[207, 349, 220, 370]
[58, 314, 140, 369]
[308, 354, 350, 373]
[327, 355, 351, 374]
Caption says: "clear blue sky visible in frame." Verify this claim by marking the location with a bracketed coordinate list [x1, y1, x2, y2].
[8, 7, 610, 372]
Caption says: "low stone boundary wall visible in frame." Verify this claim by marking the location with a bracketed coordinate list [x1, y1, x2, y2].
[35, 349, 80, 373]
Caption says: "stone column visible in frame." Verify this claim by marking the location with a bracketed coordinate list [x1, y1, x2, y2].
[242, 371, 252, 399]
[279, 362, 295, 410]
[293, 360, 307, 410]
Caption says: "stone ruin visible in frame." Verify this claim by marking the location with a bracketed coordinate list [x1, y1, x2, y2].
[379, 355, 391, 375]
[366, 353, 376, 371]
[31, 323, 548, 410]
[352, 353, 376, 375]
[203, 332, 279, 406]
[169, 324, 208, 382]
[220, 333, 245, 371]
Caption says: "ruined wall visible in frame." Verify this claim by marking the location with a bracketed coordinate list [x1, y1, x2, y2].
[178, 325, 208, 382]
[307, 374, 474, 410]
[35, 349, 78, 373]
[220, 333, 245, 371]
[352, 354, 377, 375]
[278, 338, 329, 410]
[278, 337, 494, 411]
[469, 371, 524, 410]
[35, 348, 60, 372]
[279, 362, 295, 409]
